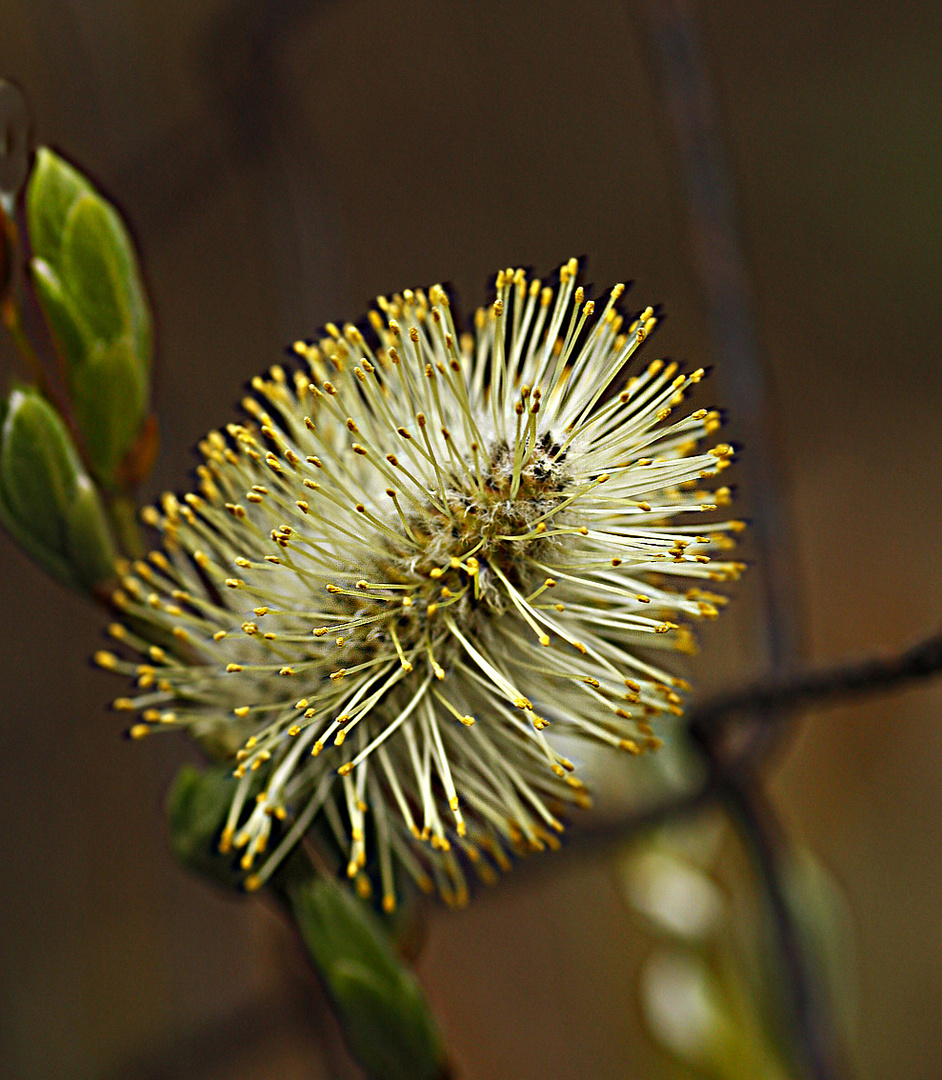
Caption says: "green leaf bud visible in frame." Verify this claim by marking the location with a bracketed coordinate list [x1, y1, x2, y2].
[287, 874, 446, 1080]
[166, 764, 249, 890]
[0, 386, 116, 590]
[26, 147, 153, 485]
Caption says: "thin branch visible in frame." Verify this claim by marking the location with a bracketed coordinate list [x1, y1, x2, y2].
[721, 777, 851, 1080]
[681, 628, 942, 1080]
[518, 624, 942, 1077]
[518, 625, 942, 888]
[689, 628, 942, 733]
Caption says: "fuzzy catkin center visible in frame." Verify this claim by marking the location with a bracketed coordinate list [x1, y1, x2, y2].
[344, 432, 572, 662]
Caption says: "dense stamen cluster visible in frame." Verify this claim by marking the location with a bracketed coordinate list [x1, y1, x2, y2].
[97, 260, 743, 909]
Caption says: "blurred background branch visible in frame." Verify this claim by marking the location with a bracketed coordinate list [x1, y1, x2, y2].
[636, 7, 828, 1075]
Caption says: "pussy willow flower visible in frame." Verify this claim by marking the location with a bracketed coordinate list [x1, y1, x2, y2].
[97, 260, 742, 909]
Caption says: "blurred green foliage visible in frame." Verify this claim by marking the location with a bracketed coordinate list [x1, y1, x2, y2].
[623, 820, 855, 1080]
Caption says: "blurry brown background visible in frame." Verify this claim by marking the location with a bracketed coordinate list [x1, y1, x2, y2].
[2, 1, 941, 1078]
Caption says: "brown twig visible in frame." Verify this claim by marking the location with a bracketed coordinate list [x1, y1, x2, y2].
[688, 628, 942, 734]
